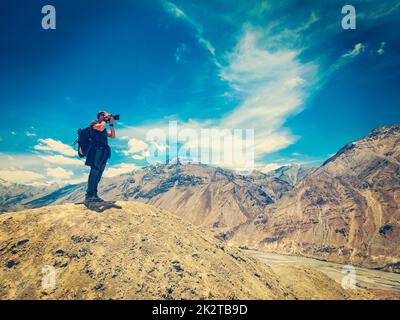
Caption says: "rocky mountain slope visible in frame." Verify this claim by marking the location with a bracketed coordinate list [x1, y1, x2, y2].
[228, 125, 400, 271]
[0, 201, 374, 299]
[264, 164, 314, 186]
[0, 179, 54, 212]
[6, 163, 306, 229]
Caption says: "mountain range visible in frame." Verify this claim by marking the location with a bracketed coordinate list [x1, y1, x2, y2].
[0, 178, 56, 212]
[1, 125, 399, 271]
[0, 162, 310, 229]
[228, 125, 400, 271]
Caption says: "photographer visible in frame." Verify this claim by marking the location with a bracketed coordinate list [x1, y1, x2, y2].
[85, 111, 116, 202]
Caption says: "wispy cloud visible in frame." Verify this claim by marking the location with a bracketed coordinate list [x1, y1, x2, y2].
[120, 9, 318, 168]
[0, 153, 44, 170]
[220, 27, 316, 156]
[25, 131, 37, 137]
[341, 43, 366, 59]
[103, 163, 139, 178]
[163, 1, 220, 67]
[0, 135, 83, 184]
[258, 163, 282, 173]
[377, 41, 386, 55]
[359, 1, 400, 20]
[132, 154, 145, 160]
[38, 154, 83, 166]
[125, 138, 148, 153]
[34, 138, 76, 157]
[46, 167, 74, 180]
[326, 42, 367, 76]
[0, 169, 45, 184]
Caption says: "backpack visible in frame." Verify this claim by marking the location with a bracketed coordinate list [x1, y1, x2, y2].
[73, 127, 93, 158]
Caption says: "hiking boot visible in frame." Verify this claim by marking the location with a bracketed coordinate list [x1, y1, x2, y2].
[93, 196, 105, 202]
[85, 195, 98, 203]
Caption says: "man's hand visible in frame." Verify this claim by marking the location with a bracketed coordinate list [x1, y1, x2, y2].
[108, 116, 116, 139]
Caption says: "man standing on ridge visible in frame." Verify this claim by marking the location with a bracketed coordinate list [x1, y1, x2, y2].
[85, 111, 116, 202]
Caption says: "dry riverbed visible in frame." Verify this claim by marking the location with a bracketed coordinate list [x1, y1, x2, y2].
[247, 249, 400, 294]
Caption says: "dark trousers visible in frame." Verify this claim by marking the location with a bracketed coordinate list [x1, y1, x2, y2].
[86, 148, 108, 198]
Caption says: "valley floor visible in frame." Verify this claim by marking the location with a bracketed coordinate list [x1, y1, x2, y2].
[247, 249, 400, 294]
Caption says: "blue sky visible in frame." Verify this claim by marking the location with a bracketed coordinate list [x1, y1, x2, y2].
[0, 0, 399, 184]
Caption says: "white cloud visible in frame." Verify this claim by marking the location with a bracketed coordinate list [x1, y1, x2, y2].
[25, 131, 37, 137]
[132, 154, 145, 160]
[360, 2, 400, 20]
[0, 153, 82, 185]
[341, 43, 366, 59]
[123, 138, 149, 155]
[377, 42, 386, 55]
[46, 167, 74, 180]
[11, 131, 17, 135]
[285, 77, 306, 88]
[219, 28, 316, 156]
[328, 43, 367, 75]
[163, 1, 220, 66]
[39, 154, 83, 166]
[63, 176, 87, 185]
[163, 8, 299, 162]
[34, 138, 76, 157]
[28, 181, 55, 187]
[258, 163, 283, 173]
[164, 1, 186, 18]
[0, 170, 45, 184]
[118, 29, 316, 168]
[103, 163, 139, 178]
[0, 153, 44, 170]
[127, 6, 346, 169]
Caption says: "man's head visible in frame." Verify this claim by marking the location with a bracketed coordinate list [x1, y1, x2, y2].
[97, 111, 108, 121]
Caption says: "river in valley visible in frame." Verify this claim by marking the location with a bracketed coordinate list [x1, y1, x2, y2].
[247, 249, 400, 292]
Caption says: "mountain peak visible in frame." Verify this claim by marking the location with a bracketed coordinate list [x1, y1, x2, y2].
[366, 124, 400, 139]
[265, 164, 313, 185]
[322, 124, 400, 167]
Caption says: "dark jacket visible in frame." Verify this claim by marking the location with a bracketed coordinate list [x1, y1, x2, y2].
[85, 127, 111, 168]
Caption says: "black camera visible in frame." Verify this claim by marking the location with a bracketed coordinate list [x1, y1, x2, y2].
[105, 114, 120, 121]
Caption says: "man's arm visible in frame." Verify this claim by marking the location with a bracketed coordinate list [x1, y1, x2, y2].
[107, 116, 116, 139]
